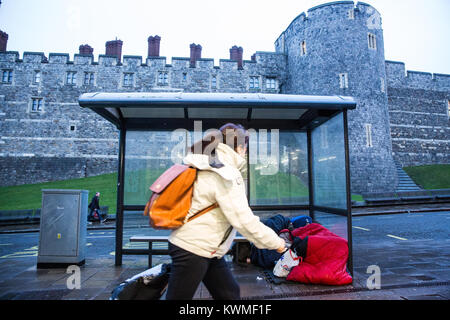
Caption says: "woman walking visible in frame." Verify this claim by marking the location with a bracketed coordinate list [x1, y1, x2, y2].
[166, 123, 286, 300]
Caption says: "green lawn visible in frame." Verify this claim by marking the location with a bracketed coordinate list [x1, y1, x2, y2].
[0, 173, 118, 213]
[0, 169, 364, 213]
[249, 168, 309, 201]
[403, 164, 450, 190]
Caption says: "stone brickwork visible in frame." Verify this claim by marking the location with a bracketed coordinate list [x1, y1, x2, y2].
[275, 1, 398, 193]
[0, 1, 449, 193]
[0, 48, 285, 186]
[385, 61, 450, 167]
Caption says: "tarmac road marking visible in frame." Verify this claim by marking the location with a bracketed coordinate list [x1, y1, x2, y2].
[353, 226, 370, 231]
[124, 242, 148, 249]
[0, 245, 39, 259]
[0, 253, 38, 258]
[86, 235, 115, 239]
[387, 234, 408, 241]
[0, 243, 13, 246]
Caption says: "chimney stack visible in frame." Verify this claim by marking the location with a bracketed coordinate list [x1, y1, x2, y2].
[0, 31, 8, 52]
[190, 43, 202, 68]
[79, 44, 93, 56]
[105, 39, 123, 62]
[147, 35, 161, 57]
[230, 45, 243, 69]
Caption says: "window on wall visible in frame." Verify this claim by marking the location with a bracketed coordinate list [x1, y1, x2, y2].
[380, 77, 385, 93]
[2, 69, 13, 83]
[339, 73, 349, 89]
[447, 100, 450, 118]
[320, 125, 329, 149]
[157, 72, 168, 85]
[368, 33, 377, 50]
[31, 98, 43, 112]
[249, 76, 259, 89]
[211, 75, 217, 89]
[123, 73, 134, 87]
[300, 41, 307, 56]
[69, 124, 76, 132]
[266, 77, 277, 90]
[365, 123, 373, 147]
[84, 72, 95, 85]
[66, 71, 77, 85]
[34, 71, 41, 84]
[348, 9, 355, 20]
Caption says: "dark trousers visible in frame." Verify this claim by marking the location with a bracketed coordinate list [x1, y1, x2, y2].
[88, 208, 105, 222]
[166, 242, 240, 300]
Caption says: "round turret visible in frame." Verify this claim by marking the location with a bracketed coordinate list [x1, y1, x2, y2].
[276, 1, 397, 193]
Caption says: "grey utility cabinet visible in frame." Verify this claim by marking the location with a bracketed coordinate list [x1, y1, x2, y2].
[37, 189, 88, 267]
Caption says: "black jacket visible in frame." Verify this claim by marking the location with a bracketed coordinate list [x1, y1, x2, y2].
[88, 195, 100, 210]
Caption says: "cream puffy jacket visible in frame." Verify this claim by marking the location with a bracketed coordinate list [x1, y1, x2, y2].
[169, 143, 285, 259]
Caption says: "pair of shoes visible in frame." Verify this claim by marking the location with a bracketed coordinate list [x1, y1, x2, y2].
[101, 219, 107, 224]
[87, 222, 93, 225]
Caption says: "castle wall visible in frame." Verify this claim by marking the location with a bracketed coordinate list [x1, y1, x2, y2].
[0, 50, 286, 186]
[1, 1, 448, 192]
[276, 1, 398, 193]
[385, 61, 450, 167]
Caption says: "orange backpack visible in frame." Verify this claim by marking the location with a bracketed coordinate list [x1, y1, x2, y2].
[143, 164, 218, 230]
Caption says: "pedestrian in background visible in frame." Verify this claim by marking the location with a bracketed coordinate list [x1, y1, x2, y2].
[88, 192, 105, 223]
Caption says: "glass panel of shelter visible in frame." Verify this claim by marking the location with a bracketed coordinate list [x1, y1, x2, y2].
[121, 116, 350, 259]
[121, 126, 311, 247]
[310, 112, 352, 274]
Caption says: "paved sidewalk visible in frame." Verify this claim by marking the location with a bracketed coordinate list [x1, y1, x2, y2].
[0, 246, 448, 300]
[0, 204, 449, 300]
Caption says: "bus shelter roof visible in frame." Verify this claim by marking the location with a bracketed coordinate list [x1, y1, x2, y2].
[78, 92, 356, 130]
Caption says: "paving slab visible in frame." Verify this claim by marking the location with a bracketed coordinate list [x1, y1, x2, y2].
[0, 205, 449, 300]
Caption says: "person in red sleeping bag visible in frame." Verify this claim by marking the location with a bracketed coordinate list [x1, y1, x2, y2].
[286, 223, 353, 286]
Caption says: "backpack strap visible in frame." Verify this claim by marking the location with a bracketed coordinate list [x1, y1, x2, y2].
[187, 203, 219, 223]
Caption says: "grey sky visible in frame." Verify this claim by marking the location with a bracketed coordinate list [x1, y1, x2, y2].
[1, 0, 449, 74]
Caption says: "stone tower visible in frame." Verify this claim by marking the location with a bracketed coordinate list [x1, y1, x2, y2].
[275, 1, 398, 193]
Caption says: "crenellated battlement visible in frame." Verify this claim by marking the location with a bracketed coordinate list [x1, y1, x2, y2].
[0, 50, 284, 72]
[275, 1, 382, 52]
[0, 1, 447, 192]
[386, 60, 450, 90]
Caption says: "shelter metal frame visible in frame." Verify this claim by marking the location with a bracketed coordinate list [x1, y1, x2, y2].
[79, 92, 356, 275]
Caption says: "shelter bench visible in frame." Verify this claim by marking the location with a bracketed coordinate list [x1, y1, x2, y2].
[130, 235, 248, 268]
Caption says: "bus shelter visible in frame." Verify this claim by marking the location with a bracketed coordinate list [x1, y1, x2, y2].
[78, 92, 356, 275]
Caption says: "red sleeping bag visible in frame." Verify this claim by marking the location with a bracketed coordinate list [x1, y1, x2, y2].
[286, 223, 353, 285]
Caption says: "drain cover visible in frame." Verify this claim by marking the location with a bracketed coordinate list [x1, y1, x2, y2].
[401, 294, 446, 300]
[414, 275, 435, 281]
[2, 289, 72, 300]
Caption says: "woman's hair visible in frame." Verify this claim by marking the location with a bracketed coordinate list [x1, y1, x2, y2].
[189, 123, 249, 167]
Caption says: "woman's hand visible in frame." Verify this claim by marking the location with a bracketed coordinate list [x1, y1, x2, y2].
[276, 239, 287, 254]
